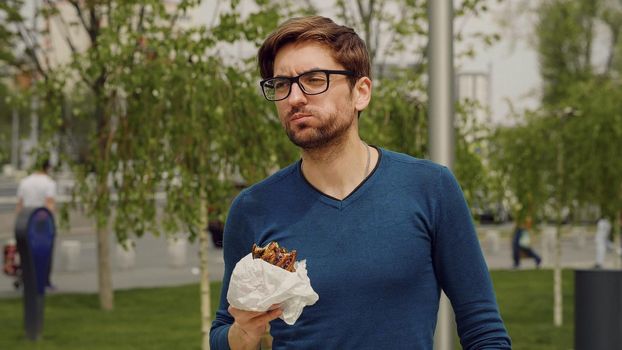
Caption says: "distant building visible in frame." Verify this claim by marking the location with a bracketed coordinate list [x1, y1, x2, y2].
[456, 68, 493, 142]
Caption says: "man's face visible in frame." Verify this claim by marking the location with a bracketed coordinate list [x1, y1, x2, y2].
[272, 42, 369, 149]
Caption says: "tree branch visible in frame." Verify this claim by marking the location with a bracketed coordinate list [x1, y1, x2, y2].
[15, 21, 48, 80]
[106, 0, 113, 30]
[371, 0, 384, 65]
[338, 0, 358, 28]
[136, 5, 146, 34]
[67, 0, 90, 41]
[52, 6, 79, 54]
[87, 3, 100, 45]
[355, 0, 375, 60]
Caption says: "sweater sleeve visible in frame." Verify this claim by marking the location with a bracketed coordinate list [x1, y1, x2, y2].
[433, 166, 511, 349]
[209, 191, 256, 350]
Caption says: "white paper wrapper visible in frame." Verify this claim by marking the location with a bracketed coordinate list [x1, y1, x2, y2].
[227, 253, 319, 325]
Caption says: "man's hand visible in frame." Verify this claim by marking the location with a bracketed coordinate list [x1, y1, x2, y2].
[228, 305, 282, 350]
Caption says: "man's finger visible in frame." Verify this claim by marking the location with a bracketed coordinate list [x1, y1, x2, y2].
[258, 307, 283, 323]
[228, 305, 282, 322]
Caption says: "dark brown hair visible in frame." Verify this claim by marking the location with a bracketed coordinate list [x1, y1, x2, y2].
[258, 16, 371, 86]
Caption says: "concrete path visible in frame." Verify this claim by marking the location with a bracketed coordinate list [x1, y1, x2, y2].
[0, 227, 224, 299]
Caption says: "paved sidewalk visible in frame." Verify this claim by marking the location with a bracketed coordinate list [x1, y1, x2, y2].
[1, 224, 619, 299]
[0, 230, 224, 299]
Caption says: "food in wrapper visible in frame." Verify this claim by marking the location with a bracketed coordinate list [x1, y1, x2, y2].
[227, 243, 319, 325]
[252, 242, 297, 272]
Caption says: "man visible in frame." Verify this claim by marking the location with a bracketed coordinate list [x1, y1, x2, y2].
[211, 16, 510, 349]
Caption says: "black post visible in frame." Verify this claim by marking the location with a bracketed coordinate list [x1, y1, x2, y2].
[14, 207, 56, 341]
[575, 269, 622, 350]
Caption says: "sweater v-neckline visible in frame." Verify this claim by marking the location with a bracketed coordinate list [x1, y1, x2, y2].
[297, 146, 382, 210]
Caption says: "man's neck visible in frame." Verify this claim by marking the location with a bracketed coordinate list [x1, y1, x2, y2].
[300, 133, 376, 200]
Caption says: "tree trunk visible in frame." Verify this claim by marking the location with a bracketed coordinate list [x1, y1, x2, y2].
[553, 130, 564, 327]
[199, 198, 212, 350]
[93, 86, 114, 311]
[553, 224, 563, 327]
[97, 223, 114, 310]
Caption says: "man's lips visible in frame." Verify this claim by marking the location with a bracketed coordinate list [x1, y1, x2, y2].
[290, 113, 313, 121]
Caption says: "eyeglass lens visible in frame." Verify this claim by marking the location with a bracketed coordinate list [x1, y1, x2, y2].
[264, 71, 329, 101]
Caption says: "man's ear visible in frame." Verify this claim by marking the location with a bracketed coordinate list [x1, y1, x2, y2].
[354, 77, 372, 112]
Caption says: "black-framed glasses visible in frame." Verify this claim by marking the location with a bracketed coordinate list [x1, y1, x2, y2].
[260, 69, 355, 101]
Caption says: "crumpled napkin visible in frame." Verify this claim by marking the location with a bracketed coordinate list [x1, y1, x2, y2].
[227, 253, 319, 325]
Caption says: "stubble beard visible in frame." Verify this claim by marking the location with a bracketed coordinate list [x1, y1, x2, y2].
[284, 106, 356, 150]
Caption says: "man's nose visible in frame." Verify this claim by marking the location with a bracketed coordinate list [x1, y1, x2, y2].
[287, 82, 307, 106]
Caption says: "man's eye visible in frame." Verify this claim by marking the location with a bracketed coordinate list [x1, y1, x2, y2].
[274, 80, 289, 89]
[304, 75, 326, 85]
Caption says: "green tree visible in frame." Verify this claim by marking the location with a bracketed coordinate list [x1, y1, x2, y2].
[535, 0, 622, 222]
[489, 0, 622, 328]
[1, 2, 301, 348]
[489, 112, 554, 223]
[536, 0, 597, 106]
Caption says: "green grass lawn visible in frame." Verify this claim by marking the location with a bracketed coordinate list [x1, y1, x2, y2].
[492, 269, 574, 350]
[0, 283, 213, 350]
[0, 270, 574, 349]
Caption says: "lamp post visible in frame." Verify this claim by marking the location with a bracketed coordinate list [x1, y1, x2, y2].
[553, 106, 578, 327]
[428, 1, 455, 349]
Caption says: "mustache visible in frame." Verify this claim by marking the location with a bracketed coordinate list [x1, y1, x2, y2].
[287, 107, 314, 119]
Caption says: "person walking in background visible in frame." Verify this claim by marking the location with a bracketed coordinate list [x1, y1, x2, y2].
[15, 157, 57, 289]
[594, 215, 619, 268]
[512, 217, 541, 269]
[210, 15, 510, 350]
[15, 158, 57, 214]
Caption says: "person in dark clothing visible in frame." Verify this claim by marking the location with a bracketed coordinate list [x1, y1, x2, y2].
[512, 217, 541, 269]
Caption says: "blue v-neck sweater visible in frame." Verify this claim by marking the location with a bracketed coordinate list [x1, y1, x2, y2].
[210, 148, 511, 350]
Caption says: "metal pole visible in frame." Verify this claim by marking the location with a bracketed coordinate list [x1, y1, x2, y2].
[428, 0, 455, 167]
[428, 1, 455, 350]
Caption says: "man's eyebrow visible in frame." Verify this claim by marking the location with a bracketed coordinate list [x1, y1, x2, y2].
[273, 67, 321, 78]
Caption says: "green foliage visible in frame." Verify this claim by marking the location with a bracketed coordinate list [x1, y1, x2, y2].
[9, 0, 299, 242]
[489, 112, 557, 223]
[562, 79, 622, 218]
[2, 0, 503, 232]
[454, 100, 493, 209]
[334, 0, 428, 70]
[536, 0, 597, 106]
[360, 68, 427, 157]
[490, 0, 622, 224]
[0, 1, 22, 68]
